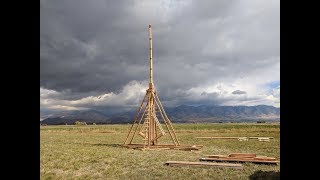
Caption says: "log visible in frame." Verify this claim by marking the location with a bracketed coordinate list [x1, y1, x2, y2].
[165, 161, 243, 169]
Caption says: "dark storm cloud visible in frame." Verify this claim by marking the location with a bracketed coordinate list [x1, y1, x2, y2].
[232, 90, 247, 95]
[41, 0, 280, 110]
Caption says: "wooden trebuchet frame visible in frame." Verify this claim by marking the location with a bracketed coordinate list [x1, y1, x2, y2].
[122, 24, 201, 150]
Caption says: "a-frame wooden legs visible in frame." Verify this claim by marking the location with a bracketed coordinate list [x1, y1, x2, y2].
[123, 89, 180, 148]
[123, 92, 148, 145]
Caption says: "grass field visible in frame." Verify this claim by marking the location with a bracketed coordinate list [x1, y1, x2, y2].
[40, 123, 280, 179]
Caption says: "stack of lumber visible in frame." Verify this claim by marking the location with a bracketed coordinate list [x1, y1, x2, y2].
[200, 153, 279, 165]
[165, 161, 243, 169]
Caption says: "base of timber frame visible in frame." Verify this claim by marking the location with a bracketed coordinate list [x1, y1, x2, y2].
[122, 144, 203, 151]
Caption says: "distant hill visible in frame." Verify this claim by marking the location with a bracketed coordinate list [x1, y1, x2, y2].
[41, 105, 280, 125]
[166, 105, 279, 123]
[41, 110, 110, 125]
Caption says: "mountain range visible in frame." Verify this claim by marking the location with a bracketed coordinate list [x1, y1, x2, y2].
[41, 105, 280, 125]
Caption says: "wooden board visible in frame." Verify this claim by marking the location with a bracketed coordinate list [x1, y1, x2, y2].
[207, 157, 276, 161]
[200, 157, 279, 164]
[196, 137, 241, 139]
[205, 154, 276, 161]
[207, 155, 229, 158]
[165, 161, 243, 169]
[196, 137, 273, 139]
[248, 137, 274, 139]
[253, 157, 276, 161]
[229, 153, 256, 158]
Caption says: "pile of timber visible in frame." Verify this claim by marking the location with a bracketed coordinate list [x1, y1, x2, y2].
[165, 161, 243, 169]
[200, 153, 279, 165]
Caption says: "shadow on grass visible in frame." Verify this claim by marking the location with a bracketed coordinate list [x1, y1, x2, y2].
[249, 170, 280, 180]
[92, 143, 122, 147]
[70, 142, 123, 148]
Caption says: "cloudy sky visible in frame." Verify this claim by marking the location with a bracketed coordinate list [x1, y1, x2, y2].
[40, 0, 280, 115]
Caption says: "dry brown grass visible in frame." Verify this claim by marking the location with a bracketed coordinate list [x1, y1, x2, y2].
[40, 123, 280, 179]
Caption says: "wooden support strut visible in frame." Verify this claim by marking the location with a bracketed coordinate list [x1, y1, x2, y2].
[152, 92, 177, 145]
[154, 94, 178, 145]
[124, 93, 147, 144]
[154, 92, 180, 145]
[129, 100, 148, 144]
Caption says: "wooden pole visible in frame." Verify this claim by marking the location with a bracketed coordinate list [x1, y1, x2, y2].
[148, 24, 153, 87]
[148, 91, 151, 146]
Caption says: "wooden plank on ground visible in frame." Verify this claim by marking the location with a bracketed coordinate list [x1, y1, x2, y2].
[206, 156, 276, 161]
[195, 137, 274, 139]
[248, 137, 274, 139]
[207, 155, 229, 158]
[200, 157, 279, 164]
[196, 137, 241, 139]
[253, 157, 276, 161]
[229, 153, 256, 158]
[205, 154, 277, 161]
[165, 161, 243, 169]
